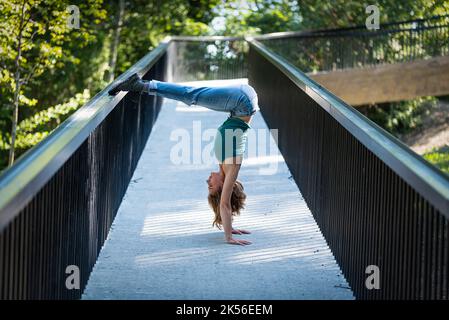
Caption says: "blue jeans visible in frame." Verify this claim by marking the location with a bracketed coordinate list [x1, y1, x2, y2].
[150, 80, 259, 117]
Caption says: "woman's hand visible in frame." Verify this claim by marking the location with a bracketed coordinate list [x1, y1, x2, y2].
[232, 228, 251, 235]
[227, 237, 252, 246]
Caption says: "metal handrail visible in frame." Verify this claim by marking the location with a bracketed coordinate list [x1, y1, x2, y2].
[0, 38, 171, 230]
[253, 24, 449, 40]
[252, 14, 449, 40]
[246, 37, 449, 216]
[170, 35, 244, 41]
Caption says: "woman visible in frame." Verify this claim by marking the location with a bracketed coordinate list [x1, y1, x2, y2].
[109, 73, 258, 245]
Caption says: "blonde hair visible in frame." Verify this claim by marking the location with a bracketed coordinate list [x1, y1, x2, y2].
[208, 180, 246, 229]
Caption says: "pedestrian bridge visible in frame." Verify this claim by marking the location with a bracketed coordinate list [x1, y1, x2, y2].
[0, 19, 449, 300]
[82, 79, 353, 300]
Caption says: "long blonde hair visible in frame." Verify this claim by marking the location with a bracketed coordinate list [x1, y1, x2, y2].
[207, 180, 246, 229]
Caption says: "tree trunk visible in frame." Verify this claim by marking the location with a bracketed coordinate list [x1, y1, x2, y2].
[8, 1, 26, 167]
[8, 71, 20, 167]
[107, 0, 125, 83]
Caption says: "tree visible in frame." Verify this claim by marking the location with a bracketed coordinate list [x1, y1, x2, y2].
[1, 0, 69, 165]
[0, 0, 220, 169]
[212, 0, 301, 36]
[106, 0, 125, 82]
[0, 0, 106, 167]
[112, 0, 220, 76]
[297, 0, 449, 30]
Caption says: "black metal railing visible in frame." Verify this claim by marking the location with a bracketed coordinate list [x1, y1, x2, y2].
[168, 36, 248, 82]
[0, 39, 170, 300]
[0, 35, 249, 300]
[247, 37, 449, 300]
[256, 15, 449, 72]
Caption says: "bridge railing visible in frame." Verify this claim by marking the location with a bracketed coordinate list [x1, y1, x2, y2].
[247, 37, 449, 300]
[0, 37, 248, 300]
[255, 15, 449, 72]
[1, 32, 448, 301]
[0, 35, 249, 300]
[168, 36, 248, 82]
[0, 38, 170, 300]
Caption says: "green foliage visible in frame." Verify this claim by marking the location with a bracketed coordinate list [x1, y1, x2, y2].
[0, 90, 90, 169]
[0, 0, 219, 169]
[1, 90, 90, 151]
[0, 0, 107, 167]
[212, 0, 301, 36]
[211, 0, 449, 37]
[114, 0, 220, 75]
[0, 0, 91, 105]
[423, 146, 449, 175]
[298, 0, 449, 29]
[25, 0, 108, 108]
[362, 97, 437, 136]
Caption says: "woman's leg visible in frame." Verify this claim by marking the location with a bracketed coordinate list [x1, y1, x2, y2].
[150, 80, 206, 107]
[108, 74, 209, 107]
[151, 80, 233, 113]
[109, 73, 256, 115]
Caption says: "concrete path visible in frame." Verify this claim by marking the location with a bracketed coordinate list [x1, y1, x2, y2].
[82, 79, 353, 300]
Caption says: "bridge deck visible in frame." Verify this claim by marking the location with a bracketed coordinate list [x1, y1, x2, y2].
[82, 79, 353, 300]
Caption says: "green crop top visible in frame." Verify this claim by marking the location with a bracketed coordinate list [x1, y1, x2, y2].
[214, 117, 250, 163]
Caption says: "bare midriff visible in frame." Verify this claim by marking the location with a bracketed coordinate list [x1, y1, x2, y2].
[236, 115, 252, 124]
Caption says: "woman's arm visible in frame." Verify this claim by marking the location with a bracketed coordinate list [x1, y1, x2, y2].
[220, 162, 251, 246]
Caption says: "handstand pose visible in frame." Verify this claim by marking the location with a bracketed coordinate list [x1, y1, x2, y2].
[109, 74, 259, 245]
